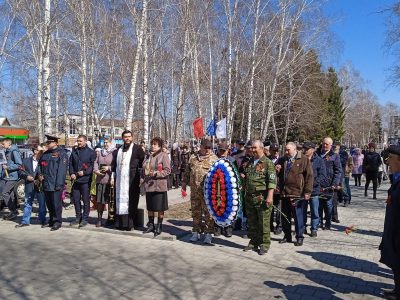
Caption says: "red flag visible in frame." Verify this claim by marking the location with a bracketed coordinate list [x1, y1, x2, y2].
[193, 117, 204, 139]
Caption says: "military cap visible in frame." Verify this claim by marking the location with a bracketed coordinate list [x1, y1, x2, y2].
[218, 142, 229, 151]
[45, 134, 59, 143]
[200, 139, 212, 149]
[387, 144, 400, 156]
[237, 139, 246, 145]
[270, 143, 279, 151]
[245, 140, 252, 148]
[302, 142, 316, 149]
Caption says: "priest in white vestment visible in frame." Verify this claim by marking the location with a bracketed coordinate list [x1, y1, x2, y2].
[111, 130, 145, 230]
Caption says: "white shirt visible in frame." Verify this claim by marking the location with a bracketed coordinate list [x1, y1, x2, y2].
[32, 157, 38, 172]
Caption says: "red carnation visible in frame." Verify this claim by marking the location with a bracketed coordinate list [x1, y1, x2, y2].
[41, 161, 48, 167]
[82, 163, 88, 170]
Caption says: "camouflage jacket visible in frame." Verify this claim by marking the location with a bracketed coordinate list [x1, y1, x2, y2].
[184, 152, 218, 188]
[243, 155, 277, 194]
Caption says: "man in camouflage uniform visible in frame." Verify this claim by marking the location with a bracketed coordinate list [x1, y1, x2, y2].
[242, 140, 277, 255]
[182, 139, 218, 244]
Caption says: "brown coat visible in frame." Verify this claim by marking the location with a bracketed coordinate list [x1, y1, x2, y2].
[277, 151, 313, 198]
[141, 151, 171, 192]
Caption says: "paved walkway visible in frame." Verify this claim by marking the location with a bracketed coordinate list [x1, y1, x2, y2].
[0, 181, 394, 299]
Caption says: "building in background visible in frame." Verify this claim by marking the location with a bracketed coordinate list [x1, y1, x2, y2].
[47, 114, 143, 146]
[0, 117, 29, 145]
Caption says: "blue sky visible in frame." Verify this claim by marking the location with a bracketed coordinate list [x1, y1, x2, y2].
[325, 0, 399, 105]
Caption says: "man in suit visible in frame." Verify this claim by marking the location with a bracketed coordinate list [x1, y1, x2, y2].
[15, 145, 47, 228]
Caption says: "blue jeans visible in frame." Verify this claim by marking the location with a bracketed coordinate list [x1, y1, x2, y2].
[304, 196, 320, 231]
[282, 198, 306, 240]
[344, 177, 351, 203]
[318, 196, 333, 228]
[22, 190, 46, 225]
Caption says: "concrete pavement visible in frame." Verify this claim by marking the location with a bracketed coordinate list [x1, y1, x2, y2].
[0, 181, 394, 299]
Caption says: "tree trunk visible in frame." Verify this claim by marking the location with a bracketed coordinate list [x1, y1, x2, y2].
[174, 25, 189, 141]
[42, 0, 51, 135]
[246, 0, 260, 141]
[125, 0, 148, 130]
[142, 27, 150, 145]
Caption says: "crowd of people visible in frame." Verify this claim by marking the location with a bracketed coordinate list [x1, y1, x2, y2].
[0, 133, 399, 299]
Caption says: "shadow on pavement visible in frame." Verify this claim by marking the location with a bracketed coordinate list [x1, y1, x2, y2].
[297, 251, 392, 279]
[264, 281, 341, 299]
[287, 266, 392, 297]
[330, 224, 383, 238]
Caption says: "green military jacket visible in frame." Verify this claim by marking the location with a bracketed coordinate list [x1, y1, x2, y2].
[244, 155, 277, 193]
[184, 152, 218, 188]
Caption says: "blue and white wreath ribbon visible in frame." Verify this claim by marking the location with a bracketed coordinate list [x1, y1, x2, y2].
[204, 158, 242, 227]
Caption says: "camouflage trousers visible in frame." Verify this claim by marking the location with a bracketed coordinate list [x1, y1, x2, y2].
[190, 186, 214, 234]
[245, 191, 272, 248]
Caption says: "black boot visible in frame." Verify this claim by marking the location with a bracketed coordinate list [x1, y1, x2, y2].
[144, 216, 155, 234]
[154, 218, 163, 237]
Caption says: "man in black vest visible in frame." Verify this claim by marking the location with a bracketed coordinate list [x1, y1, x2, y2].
[69, 135, 96, 228]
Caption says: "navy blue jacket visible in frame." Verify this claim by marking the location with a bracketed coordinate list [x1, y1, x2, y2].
[317, 148, 342, 196]
[310, 153, 327, 196]
[380, 172, 400, 273]
[38, 147, 69, 192]
[21, 156, 40, 194]
[69, 146, 96, 184]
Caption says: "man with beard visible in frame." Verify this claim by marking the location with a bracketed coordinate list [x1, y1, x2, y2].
[111, 130, 145, 230]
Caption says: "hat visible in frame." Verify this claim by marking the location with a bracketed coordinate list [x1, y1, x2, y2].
[200, 139, 212, 149]
[302, 142, 316, 149]
[237, 139, 245, 145]
[245, 141, 252, 148]
[270, 143, 279, 151]
[263, 140, 271, 147]
[368, 142, 376, 149]
[45, 135, 59, 143]
[387, 144, 400, 156]
[218, 142, 229, 151]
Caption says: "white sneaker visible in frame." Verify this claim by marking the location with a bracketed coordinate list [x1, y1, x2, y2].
[189, 232, 200, 242]
[203, 233, 213, 244]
